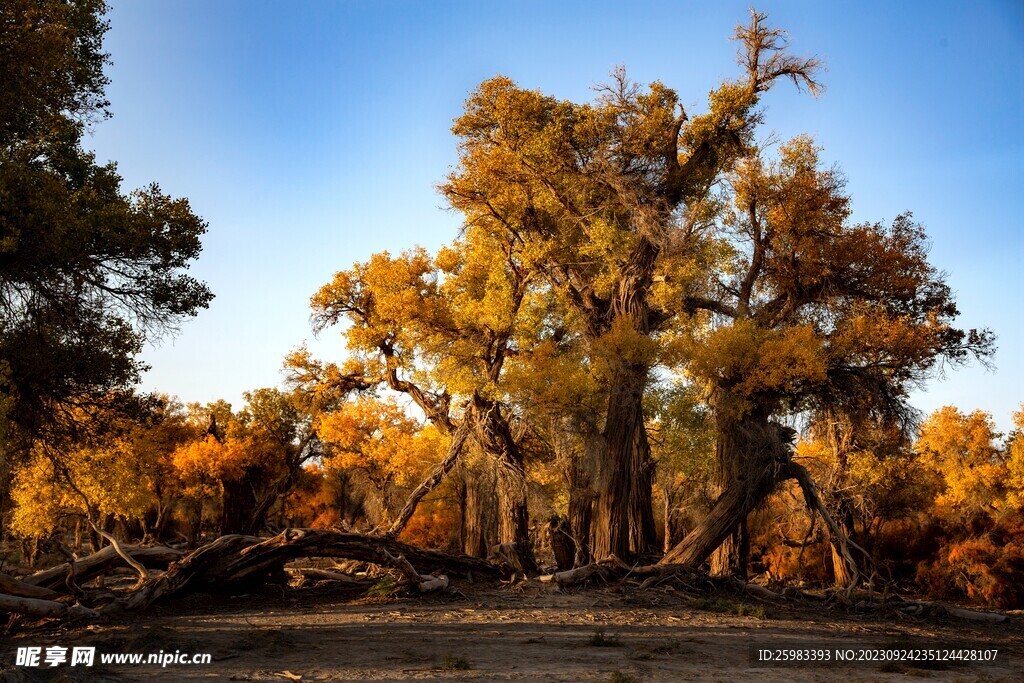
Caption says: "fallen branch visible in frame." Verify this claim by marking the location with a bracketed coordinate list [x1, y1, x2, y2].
[0, 573, 61, 600]
[285, 568, 372, 586]
[0, 593, 96, 620]
[379, 550, 449, 593]
[113, 528, 502, 612]
[24, 545, 184, 591]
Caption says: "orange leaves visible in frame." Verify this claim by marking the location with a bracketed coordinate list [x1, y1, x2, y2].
[318, 397, 444, 490]
[681, 319, 825, 407]
[916, 406, 1006, 514]
[171, 434, 250, 483]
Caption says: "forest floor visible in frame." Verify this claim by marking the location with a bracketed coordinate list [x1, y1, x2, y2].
[1, 578, 1021, 682]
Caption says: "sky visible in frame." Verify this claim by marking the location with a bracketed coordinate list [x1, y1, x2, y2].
[86, 1, 1024, 431]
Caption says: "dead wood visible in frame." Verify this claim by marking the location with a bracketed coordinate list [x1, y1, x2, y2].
[285, 568, 372, 586]
[112, 528, 501, 612]
[379, 550, 450, 593]
[0, 573, 61, 600]
[23, 545, 184, 591]
[0, 593, 96, 620]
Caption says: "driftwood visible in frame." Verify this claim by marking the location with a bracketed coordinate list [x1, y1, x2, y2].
[24, 545, 184, 591]
[285, 568, 372, 586]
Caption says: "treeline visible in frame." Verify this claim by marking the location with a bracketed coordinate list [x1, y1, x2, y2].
[6, 390, 1023, 606]
[2, 2, 1019, 610]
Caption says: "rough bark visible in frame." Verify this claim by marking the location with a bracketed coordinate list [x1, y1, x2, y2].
[460, 466, 496, 558]
[593, 362, 656, 560]
[660, 414, 792, 567]
[567, 458, 594, 566]
[474, 396, 537, 573]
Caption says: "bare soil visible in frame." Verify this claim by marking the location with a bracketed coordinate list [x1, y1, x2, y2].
[1, 581, 1021, 682]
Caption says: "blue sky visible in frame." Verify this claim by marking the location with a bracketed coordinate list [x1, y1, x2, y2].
[87, 1, 1023, 431]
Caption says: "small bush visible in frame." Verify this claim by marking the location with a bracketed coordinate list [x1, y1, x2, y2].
[588, 628, 622, 647]
[366, 575, 397, 598]
[609, 672, 640, 683]
[441, 654, 471, 670]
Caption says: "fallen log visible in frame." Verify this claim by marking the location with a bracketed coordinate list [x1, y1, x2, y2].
[0, 573, 61, 600]
[113, 528, 502, 612]
[24, 545, 184, 591]
[0, 593, 96, 620]
[284, 568, 372, 586]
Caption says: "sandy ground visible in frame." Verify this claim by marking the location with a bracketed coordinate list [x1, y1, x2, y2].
[1, 581, 1021, 682]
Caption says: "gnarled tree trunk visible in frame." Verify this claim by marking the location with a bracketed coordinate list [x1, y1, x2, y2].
[661, 411, 792, 567]
[593, 362, 657, 560]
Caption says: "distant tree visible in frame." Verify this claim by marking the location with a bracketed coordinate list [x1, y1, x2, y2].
[317, 396, 445, 526]
[0, 0, 212, 456]
[172, 389, 321, 536]
[916, 406, 1005, 516]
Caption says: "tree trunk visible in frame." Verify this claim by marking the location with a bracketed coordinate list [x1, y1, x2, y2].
[546, 516, 576, 572]
[221, 468, 262, 536]
[568, 458, 594, 566]
[593, 362, 656, 560]
[461, 466, 495, 558]
[474, 396, 537, 572]
[661, 412, 792, 567]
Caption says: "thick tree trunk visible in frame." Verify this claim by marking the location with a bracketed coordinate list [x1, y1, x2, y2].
[461, 466, 495, 558]
[661, 413, 792, 567]
[568, 458, 594, 566]
[593, 363, 656, 560]
[221, 468, 263, 536]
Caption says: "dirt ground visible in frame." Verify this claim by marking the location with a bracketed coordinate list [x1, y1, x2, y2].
[1, 580, 1021, 682]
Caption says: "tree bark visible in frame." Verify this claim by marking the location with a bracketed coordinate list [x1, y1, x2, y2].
[460, 466, 495, 558]
[568, 459, 594, 567]
[660, 413, 792, 567]
[593, 362, 656, 560]
[474, 396, 537, 572]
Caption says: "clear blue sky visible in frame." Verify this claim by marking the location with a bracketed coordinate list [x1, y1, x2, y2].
[87, 1, 1023, 431]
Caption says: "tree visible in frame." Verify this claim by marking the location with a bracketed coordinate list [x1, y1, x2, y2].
[305, 220, 540, 568]
[172, 389, 321, 536]
[317, 396, 446, 526]
[658, 134, 993, 576]
[0, 0, 212, 455]
[441, 11, 822, 559]
[916, 406, 1005, 516]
